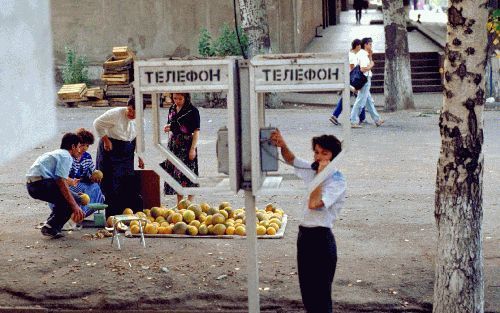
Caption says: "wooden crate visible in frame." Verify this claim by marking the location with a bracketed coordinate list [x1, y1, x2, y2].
[89, 100, 109, 107]
[108, 97, 130, 106]
[112, 46, 131, 60]
[101, 73, 129, 84]
[106, 84, 133, 97]
[85, 87, 104, 100]
[103, 55, 133, 69]
[136, 170, 161, 210]
[57, 83, 87, 100]
[60, 97, 88, 103]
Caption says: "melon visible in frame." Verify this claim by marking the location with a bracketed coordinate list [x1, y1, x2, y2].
[173, 222, 188, 235]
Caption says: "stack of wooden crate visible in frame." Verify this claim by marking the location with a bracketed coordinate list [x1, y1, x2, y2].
[84, 87, 107, 107]
[57, 83, 88, 104]
[102, 47, 135, 106]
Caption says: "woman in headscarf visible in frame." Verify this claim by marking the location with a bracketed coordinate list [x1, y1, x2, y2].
[162, 93, 200, 204]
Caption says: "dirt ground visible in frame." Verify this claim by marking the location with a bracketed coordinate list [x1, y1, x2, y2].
[0, 104, 498, 312]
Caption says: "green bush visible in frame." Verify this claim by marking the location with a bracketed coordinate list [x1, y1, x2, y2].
[62, 47, 90, 85]
[198, 28, 214, 57]
[198, 24, 248, 57]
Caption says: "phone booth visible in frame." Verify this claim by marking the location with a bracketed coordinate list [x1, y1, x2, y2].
[133, 58, 240, 196]
[249, 53, 351, 196]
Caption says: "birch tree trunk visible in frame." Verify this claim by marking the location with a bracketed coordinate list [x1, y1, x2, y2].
[382, 0, 415, 111]
[238, 0, 271, 58]
[433, 1, 488, 312]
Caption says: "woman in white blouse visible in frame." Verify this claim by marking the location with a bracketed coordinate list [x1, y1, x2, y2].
[271, 129, 346, 313]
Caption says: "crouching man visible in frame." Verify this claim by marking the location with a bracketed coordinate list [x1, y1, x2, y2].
[271, 129, 346, 313]
[26, 133, 85, 239]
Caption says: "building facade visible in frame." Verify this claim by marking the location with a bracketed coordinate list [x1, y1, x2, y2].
[51, 0, 331, 72]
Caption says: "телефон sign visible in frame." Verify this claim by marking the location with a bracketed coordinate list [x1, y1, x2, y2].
[139, 65, 229, 87]
[255, 65, 341, 85]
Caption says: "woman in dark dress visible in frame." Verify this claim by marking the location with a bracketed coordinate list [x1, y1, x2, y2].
[162, 93, 200, 203]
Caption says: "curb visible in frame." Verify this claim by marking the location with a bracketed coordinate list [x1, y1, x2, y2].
[411, 21, 445, 49]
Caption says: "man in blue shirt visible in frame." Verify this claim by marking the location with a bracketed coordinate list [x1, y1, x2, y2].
[26, 133, 85, 238]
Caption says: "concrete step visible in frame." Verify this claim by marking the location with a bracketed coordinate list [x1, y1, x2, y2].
[372, 72, 441, 80]
[371, 85, 443, 93]
[372, 51, 441, 61]
[358, 52, 442, 93]
[372, 66, 440, 74]
[371, 78, 442, 87]
[373, 59, 440, 68]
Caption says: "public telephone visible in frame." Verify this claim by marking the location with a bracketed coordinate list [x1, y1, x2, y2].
[259, 127, 278, 172]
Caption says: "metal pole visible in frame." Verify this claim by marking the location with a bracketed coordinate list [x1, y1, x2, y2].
[239, 60, 260, 313]
[245, 190, 260, 313]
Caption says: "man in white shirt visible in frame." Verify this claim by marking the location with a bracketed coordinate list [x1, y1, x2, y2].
[349, 37, 384, 128]
[94, 97, 144, 217]
[271, 129, 346, 313]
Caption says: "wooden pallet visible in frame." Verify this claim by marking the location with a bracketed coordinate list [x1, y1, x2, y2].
[112, 46, 132, 60]
[108, 97, 130, 106]
[103, 55, 133, 69]
[85, 87, 104, 100]
[77, 100, 109, 107]
[60, 97, 88, 103]
[57, 83, 87, 100]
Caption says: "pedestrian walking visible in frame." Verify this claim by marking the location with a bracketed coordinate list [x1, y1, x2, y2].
[329, 39, 366, 125]
[270, 129, 346, 313]
[350, 37, 384, 128]
[26, 133, 85, 239]
[353, 0, 364, 24]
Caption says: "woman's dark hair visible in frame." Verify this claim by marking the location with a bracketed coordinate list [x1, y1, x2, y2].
[76, 128, 94, 145]
[312, 134, 342, 160]
[361, 37, 373, 49]
[173, 93, 192, 107]
[60, 132, 81, 150]
[351, 39, 362, 50]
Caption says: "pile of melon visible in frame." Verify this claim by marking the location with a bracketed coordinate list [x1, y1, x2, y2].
[108, 200, 285, 237]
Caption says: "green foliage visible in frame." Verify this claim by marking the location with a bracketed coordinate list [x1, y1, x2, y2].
[197, 24, 248, 57]
[487, 9, 500, 56]
[62, 47, 90, 85]
[198, 28, 214, 57]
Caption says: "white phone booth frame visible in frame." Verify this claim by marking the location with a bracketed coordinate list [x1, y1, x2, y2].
[134, 58, 239, 196]
[249, 53, 351, 196]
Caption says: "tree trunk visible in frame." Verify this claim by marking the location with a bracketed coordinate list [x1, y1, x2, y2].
[238, 0, 281, 108]
[382, 0, 415, 111]
[433, 1, 488, 312]
[238, 0, 271, 58]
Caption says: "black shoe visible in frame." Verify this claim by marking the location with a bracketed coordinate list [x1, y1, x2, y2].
[41, 225, 65, 239]
[329, 116, 340, 125]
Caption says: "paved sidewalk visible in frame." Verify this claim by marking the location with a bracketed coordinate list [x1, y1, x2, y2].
[287, 9, 447, 111]
[305, 10, 442, 54]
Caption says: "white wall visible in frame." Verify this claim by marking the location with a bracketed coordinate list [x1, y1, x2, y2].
[0, 0, 56, 165]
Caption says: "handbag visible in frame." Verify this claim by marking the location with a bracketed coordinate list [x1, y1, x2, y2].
[349, 65, 367, 90]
